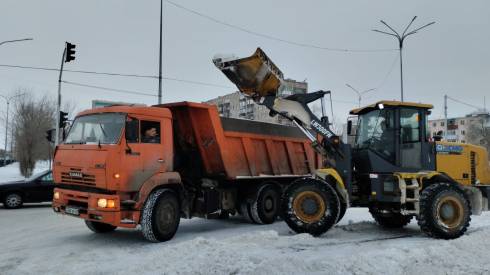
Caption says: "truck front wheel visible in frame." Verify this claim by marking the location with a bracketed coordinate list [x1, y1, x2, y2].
[251, 183, 281, 224]
[85, 220, 117, 233]
[282, 178, 340, 236]
[417, 183, 471, 239]
[141, 189, 181, 242]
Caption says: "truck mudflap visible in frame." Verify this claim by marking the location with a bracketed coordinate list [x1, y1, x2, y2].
[52, 188, 140, 228]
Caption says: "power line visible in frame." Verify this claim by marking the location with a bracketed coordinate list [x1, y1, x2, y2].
[376, 54, 399, 89]
[0, 63, 233, 89]
[61, 80, 158, 97]
[446, 95, 481, 110]
[165, 0, 396, 53]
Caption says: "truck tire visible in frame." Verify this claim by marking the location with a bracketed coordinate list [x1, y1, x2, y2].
[417, 182, 471, 239]
[85, 220, 117, 233]
[3, 193, 23, 209]
[369, 206, 412, 228]
[282, 178, 340, 236]
[250, 183, 281, 224]
[240, 200, 256, 223]
[141, 189, 181, 242]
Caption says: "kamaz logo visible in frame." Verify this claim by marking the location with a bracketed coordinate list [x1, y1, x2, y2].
[69, 171, 83, 178]
[311, 120, 333, 138]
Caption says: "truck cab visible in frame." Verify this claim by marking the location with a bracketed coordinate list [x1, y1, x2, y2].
[52, 105, 175, 228]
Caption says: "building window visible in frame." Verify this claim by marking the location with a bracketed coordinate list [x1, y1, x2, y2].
[461, 130, 465, 135]
[440, 122, 445, 126]
[460, 120, 465, 125]
[432, 122, 436, 127]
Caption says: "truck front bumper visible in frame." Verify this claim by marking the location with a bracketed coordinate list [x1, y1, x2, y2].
[52, 188, 140, 228]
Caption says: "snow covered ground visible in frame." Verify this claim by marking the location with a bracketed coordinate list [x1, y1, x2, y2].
[1, 206, 490, 275]
[2, 162, 490, 274]
[0, 161, 50, 183]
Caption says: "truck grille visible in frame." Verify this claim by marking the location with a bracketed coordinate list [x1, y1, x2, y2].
[61, 170, 96, 186]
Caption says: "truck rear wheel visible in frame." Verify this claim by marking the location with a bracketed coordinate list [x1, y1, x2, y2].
[369, 207, 412, 228]
[85, 220, 117, 233]
[141, 189, 180, 242]
[282, 178, 340, 236]
[250, 183, 281, 224]
[417, 183, 471, 239]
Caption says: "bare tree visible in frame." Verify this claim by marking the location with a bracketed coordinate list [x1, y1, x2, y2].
[11, 90, 56, 177]
[466, 118, 490, 160]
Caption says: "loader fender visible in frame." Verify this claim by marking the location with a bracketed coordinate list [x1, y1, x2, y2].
[420, 171, 460, 189]
[136, 172, 183, 209]
[315, 168, 349, 205]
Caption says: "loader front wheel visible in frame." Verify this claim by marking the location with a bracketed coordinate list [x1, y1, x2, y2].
[282, 178, 340, 236]
[417, 183, 471, 239]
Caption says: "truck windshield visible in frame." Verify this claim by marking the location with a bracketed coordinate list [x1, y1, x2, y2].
[65, 113, 125, 144]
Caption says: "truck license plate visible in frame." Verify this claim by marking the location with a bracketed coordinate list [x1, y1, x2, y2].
[65, 206, 80, 216]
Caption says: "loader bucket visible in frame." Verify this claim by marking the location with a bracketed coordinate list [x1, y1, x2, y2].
[213, 48, 284, 99]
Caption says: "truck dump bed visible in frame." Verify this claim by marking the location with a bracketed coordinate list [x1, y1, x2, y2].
[160, 102, 320, 179]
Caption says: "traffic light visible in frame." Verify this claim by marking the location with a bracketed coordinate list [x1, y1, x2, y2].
[59, 111, 69, 128]
[45, 129, 55, 143]
[65, 42, 76, 63]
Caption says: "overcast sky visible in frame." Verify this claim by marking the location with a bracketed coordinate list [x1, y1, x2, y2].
[1, 0, 489, 147]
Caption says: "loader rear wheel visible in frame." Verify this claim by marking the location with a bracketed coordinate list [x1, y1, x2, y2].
[141, 189, 180, 242]
[282, 178, 340, 236]
[417, 183, 471, 239]
[85, 220, 117, 233]
[250, 184, 281, 224]
[369, 207, 412, 228]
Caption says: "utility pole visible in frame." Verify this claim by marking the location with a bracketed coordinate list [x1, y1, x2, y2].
[444, 94, 448, 120]
[373, 16, 435, 102]
[345, 84, 376, 107]
[56, 42, 76, 146]
[158, 0, 163, 104]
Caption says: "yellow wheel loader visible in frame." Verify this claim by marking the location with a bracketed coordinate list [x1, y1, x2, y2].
[214, 48, 490, 239]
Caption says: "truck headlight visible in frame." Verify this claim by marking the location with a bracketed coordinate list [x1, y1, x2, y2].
[97, 198, 116, 208]
[54, 191, 60, 200]
[97, 198, 107, 208]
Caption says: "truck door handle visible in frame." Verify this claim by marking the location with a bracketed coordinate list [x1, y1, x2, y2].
[157, 159, 165, 163]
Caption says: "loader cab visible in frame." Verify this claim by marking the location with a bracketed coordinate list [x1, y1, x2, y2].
[349, 101, 435, 174]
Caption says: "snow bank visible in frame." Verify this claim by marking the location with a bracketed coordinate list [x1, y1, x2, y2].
[0, 161, 50, 183]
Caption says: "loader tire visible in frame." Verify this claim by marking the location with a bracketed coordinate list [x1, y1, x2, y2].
[417, 182, 471, 239]
[282, 178, 340, 236]
[141, 189, 180, 242]
[336, 200, 347, 224]
[369, 207, 412, 228]
[250, 183, 281, 224]
[85, 220, 117, 233]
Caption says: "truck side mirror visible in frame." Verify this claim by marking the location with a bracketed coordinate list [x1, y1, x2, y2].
[347, 120, 352, 135]
[125, 119, 139, 143]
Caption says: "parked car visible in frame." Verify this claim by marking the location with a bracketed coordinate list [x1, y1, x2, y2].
[0, 170, 54, 209]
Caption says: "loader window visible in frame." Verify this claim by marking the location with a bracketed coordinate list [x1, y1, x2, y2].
[356, 109, 395, 162]
[141, 121, 161, 144]
[400, 109, 420, 143]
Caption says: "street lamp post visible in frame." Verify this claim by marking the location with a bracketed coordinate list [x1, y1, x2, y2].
[346, 84, 376, 107]
[0, 94, 25, 163]
[373, 16, 435, 102]
[158, 0, 163, 104]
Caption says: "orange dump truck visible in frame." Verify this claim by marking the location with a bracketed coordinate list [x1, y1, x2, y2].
[52, 102, 320, 241]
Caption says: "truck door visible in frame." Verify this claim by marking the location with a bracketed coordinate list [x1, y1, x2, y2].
[139, 118, 167, 176]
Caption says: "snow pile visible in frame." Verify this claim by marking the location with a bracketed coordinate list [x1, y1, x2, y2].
[1, 208, 490, 275]
[0, 161, 50, 183]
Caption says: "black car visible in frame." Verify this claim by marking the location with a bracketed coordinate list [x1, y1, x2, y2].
[0, 170, 54, 209]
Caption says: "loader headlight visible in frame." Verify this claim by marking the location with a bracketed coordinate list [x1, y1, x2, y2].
[54, 191, 60, 200]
